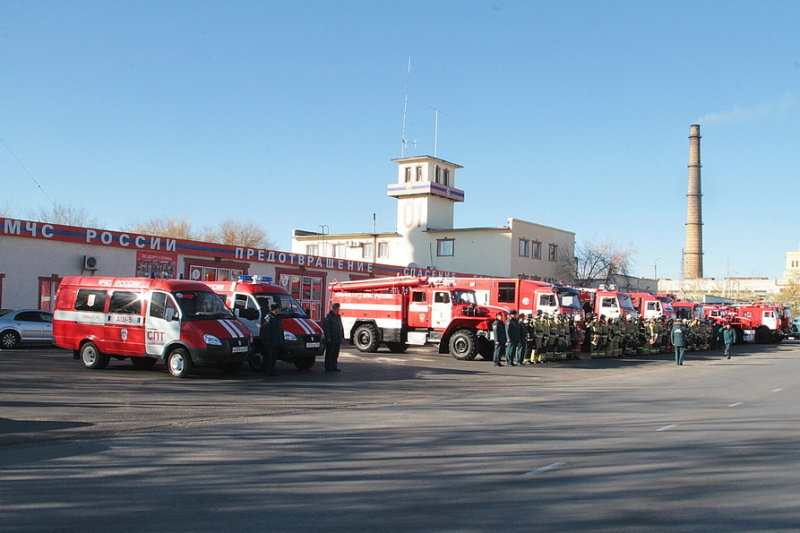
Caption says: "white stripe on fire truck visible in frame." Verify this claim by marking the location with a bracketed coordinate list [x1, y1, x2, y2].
[339, 303, 402, 312]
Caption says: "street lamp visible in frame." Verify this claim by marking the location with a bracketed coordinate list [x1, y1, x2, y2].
[654, 256, 662, 280]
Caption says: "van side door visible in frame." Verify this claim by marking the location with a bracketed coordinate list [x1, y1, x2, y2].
[145, 291, 182, 357]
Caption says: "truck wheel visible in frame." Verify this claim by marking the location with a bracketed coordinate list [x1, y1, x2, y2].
[754, 325, 772, 344]
[354, 324, 380, 352]
[734, 327, 745, 345]
[1, 330, 20, 348]
[477, 337, 493, 360]
[248, 351, 265, 372]
[449, 329, 478, 361]
[386, 342, 408, 353]
[167, 348, 193, 378]
[80, 341, 110, 369]
[294, 357, 316, 370]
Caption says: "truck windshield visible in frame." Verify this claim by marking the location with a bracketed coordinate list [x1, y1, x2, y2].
[174, 291, 233, 320]
[559, 294, 582, 309]
[255, 293, 308, 318]
[452, 290, 477, 305]
[618, 294, 636, 312]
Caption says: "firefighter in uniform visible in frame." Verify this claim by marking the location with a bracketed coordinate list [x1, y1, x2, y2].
[588, 314, 602, 357]
[547, 313, 560, 361]
[532, 311, 546, 363]
[523, 313, 535, 364]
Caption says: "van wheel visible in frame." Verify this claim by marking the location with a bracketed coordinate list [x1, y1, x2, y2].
[81, 342, 110, 369]
[294, 357, 315, 370]
[248, 351, 265, 372]
[353, 324, 380, 352]
[167, 348, 193, 378]
[131, 356, 158, 369]
[449, 329, 478, 361]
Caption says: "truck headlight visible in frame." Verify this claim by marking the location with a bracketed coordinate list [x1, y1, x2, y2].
[204, 334, 222, 346]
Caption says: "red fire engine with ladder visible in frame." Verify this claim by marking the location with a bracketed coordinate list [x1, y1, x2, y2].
[329, 276, 499, 360]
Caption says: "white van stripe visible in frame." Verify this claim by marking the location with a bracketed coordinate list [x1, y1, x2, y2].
[217, 319, 240, 338]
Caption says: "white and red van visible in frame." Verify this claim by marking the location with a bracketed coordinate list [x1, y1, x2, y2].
[207, 276, 324, 371]
[53, 276, 252, 378]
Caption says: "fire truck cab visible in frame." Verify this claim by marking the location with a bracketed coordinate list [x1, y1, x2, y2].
[329, 276, 496, 360]
[207, 276, 324, 370]
[455, 278, 584, 320]
[627, 292, 676, 320]
[579, 285, 638, 320]
[53, 276, 252, 378]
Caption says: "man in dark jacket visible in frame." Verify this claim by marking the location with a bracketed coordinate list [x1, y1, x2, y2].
[505, 310, 520, 366]
[260, 303, 284, 376]
[323, 302, 344, 372]
[492, 312, 507, 367]
[670, 319, 689, 366]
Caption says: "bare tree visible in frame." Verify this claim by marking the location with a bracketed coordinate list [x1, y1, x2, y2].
[126, 217, 197, 240]
[201, 219, 275, 249]
[126, 217, 275, 248]
[566, 238, 637, 286]
[26, 202, 101, 227]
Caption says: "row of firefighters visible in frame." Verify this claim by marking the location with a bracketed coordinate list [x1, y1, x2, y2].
[507, 313, 717, 363]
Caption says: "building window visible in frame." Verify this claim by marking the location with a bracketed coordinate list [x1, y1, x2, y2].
[280, 273, 324, 321]
[518, 239, 529, 257]
[532, 241, 542, 260]
[548, 244, 558, 262]
[306, 244, 319, 255]
[434, 166, 441, 183]
[362, 243, 373, 259]
[437, 239, 454, 257]
[333, 244, 345, 258]
[443, 168, 450, 186]
[415, 166, 423, 181]
[404, 167, 411, 183]
[378, 242, 389, 258]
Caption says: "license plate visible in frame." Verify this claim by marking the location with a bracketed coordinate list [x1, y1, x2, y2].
[232, 346, 248, 353]
[306, 342, 320, 348]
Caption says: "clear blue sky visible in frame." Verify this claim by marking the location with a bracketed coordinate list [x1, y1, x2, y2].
[2, 0, 798, 281]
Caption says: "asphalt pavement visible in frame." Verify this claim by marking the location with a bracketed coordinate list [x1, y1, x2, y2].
[1, 342, 799, 532]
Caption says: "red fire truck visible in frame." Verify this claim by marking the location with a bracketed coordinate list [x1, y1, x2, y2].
[706, 303, 790, 344]
[627, 292, 676, 320]
[329, 276, 498, 360]
[671, 301, 705, 322]
[53, 276, 252, 378]
[579, 285, 638, 320]
[451, 278, 585, 320]
[207, 276, 324, 370]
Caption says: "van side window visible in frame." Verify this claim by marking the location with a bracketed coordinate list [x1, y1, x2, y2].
[110, 291, 142, 315]
[150, 292, 178, 320]
[75, 289, 106, 312]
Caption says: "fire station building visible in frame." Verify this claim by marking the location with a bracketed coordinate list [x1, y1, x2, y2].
[292, 155, 576, 282]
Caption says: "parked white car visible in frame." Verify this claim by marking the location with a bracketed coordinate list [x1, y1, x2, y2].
[0, 309, 54, 348]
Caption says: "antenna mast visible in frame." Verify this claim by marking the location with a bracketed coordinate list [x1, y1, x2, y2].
[401, 57, 413, 157]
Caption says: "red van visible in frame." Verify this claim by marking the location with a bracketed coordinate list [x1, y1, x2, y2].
[53, 276, 252, 377]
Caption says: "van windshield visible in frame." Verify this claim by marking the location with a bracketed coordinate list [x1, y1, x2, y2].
[174, 291, 234, 320]
[255, 293, 308, 318]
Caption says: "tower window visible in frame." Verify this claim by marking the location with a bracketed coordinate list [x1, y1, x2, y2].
[437, 239, 454, 257]
[404, 167, 411, 183]
[415, 166, 423, 181]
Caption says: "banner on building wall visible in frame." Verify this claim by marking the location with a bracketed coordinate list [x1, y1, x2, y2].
[136, 251, 178, 279]
[1, 217, 462, 279]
